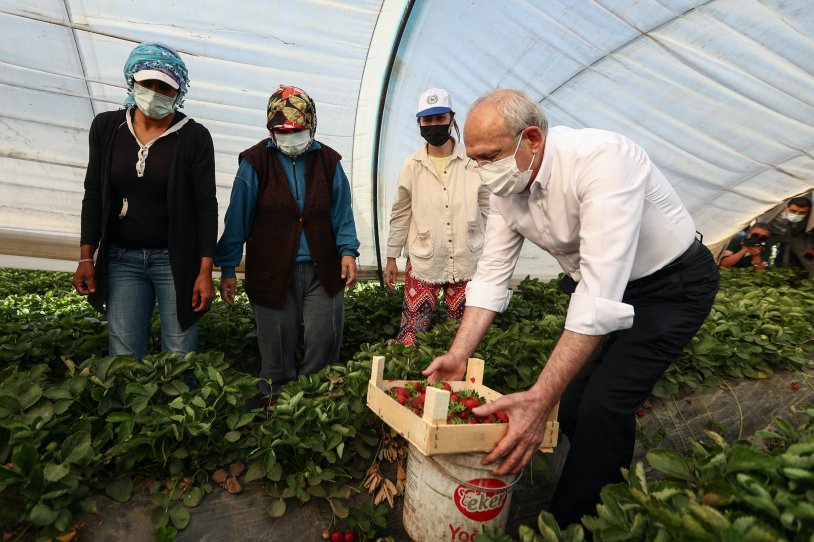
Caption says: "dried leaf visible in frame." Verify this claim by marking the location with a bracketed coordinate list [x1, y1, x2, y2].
[212, 469, 228, 484]
[229, 461, 245, 478]
[54, 530, 77, 542]
[225, 476, 243, 494]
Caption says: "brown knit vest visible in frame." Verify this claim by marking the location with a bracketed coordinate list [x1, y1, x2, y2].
[240, 139, 344, 308]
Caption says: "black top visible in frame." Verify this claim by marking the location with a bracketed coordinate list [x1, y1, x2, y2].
[109, 119, 179, 248]
[80, 108, 217, 330]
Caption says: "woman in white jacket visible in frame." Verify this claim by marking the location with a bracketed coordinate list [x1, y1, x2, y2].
[385, 88, 490, 345]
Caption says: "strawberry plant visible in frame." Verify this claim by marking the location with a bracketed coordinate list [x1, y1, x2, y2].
[1, 266, 814, 540]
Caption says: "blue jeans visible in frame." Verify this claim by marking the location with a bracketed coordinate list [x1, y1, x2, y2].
[106, 246, 197, 359]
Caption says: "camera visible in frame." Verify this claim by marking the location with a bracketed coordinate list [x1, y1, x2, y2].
[743, 235, 768, 247]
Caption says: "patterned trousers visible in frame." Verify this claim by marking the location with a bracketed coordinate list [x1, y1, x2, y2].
[395, 259, 468, 346]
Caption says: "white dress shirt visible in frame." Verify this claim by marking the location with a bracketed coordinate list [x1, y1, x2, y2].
[465, 126, 697, 336]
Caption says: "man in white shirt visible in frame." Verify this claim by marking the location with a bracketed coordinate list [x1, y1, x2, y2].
[423, 89, 719, 527]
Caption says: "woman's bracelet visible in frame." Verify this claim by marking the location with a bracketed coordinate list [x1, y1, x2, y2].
[78, 258, 94, 264]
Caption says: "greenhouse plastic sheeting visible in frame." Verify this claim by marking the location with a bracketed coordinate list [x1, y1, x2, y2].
[1, 0, 813, 277]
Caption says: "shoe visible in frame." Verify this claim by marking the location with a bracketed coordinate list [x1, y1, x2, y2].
[243, 393, 269, 412]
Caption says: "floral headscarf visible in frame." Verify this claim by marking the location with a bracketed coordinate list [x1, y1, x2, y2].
[266, 85, 317, 133]
[123, 42, 189, 108]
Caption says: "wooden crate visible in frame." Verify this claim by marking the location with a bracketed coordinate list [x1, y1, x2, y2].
[366, 356, 559, 456]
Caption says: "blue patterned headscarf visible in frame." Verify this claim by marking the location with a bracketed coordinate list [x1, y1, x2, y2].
[123, 42, 189, 108]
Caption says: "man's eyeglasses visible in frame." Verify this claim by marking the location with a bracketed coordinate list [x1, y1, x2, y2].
[467, 129, 526, 171]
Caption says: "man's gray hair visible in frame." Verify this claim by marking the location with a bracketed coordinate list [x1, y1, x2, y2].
[472, 89, 548, 137]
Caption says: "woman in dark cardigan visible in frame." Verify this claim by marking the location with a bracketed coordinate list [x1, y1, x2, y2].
[71, 41, 217, 359]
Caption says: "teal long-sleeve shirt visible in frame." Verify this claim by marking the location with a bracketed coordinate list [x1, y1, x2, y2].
[215, 140, 360, 279]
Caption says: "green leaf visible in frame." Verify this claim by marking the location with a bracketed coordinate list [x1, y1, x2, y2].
[42, 387, 73, 401]
[43, 462, 70, 482]
[646, 449, 695, 481]
[224, 431, 241, 443]
[105, 476, 133, 503]
[169, 502, 190, 529]
[18, 384, 42, 410]
[155, 526, 178, 542]
[12, 443, 38, 475]
[151, 507, 170, 528]
[63, 430, 92, 465]
[182, 487, 204, 508]
[329, 498, 349, 519]
[244, 461, 265, 483]
[724, 446, 777, 473]
[28, 502, 59, 526]
[267, 498, 286, 518]
[80, 497, 97, 514]
[267, 463, 283, 482]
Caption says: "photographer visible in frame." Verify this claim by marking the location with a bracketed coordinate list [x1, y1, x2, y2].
[719, 223, 772, 269]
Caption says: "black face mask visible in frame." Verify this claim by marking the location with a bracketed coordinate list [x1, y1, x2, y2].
[420, 124, 451, 147]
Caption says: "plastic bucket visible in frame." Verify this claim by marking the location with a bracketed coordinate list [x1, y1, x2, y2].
[402, 444, 520, 542]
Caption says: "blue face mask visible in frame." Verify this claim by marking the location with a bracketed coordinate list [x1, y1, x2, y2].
[132, 84, 176, 119]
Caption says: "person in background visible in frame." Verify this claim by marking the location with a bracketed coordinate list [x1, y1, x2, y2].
[762, 196, 814, 276]
[423, 89, 719, 529]
[72, 41, 217, 359]
[384, 88, 490, 345]
[215, 85, 360, 409]
[719, 222, 772, 269]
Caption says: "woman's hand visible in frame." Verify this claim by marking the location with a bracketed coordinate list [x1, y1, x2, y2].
[192, 273, 215, 312]
[341, 256, 358, 289]
[71, 261, 96, 296]
[219, 277, 237, 305]
[384, 258, 398, 290]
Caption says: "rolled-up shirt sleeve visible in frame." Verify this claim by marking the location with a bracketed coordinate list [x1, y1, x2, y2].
[465, 197, 524, 313]
[564, 141, 647, 335]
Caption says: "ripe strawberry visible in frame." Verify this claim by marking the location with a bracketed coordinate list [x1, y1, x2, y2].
[461, 397, 481, 412]
[792, 383, 801, 391]
[330, 530, 343, 542]
[344, 531, 356, 542]
[636, 409, 645, 418]
[450, 393, 459, 403]
[442, 382, 452, 392]
[495, 411, 509, 423]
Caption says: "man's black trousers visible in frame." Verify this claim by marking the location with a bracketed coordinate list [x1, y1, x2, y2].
[549, 240, 720, 528]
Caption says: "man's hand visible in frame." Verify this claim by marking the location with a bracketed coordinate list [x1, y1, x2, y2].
[473, 389, 555, 475]
[219, 277, 237, 305]
[422, 352, 467, 383]
[71, 262, 96, 296]
[384, 258, 398, 290]
[341, 256, 358, 289]
[192, 274, 215, 312]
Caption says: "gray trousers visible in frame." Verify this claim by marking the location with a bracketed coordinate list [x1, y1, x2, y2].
[252, 263, 344, 395]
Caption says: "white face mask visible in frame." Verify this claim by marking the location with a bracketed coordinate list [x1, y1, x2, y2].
[783, 210, 806, 223]
[476, 134, 535, 197]
[132, 84, 176, 120]
[275, 130, 312, 157]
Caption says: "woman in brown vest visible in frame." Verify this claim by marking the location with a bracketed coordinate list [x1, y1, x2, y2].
[215, 85, 360, 408]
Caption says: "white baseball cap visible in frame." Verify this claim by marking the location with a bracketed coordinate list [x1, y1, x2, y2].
[133, 69, 180, 90]
[416, 88, 453, 117]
